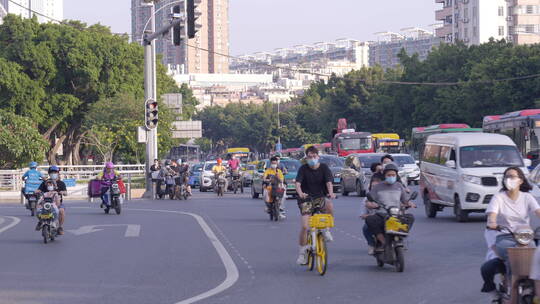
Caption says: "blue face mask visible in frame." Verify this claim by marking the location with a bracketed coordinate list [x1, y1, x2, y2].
[307, 158, 319, 167]
[50, 173, 58, 180]
[385, 176, 397, 184]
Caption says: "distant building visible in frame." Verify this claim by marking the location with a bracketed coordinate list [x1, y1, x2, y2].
[131, 0, 229, 74]
[3, 0, 63, 23]
[369, 29, 442, 69]
[434, 0, 540, 45]
[231, 39, 369, 77]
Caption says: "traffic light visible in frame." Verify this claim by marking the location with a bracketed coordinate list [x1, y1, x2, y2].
[145, 99, 158, 130]
[172, 5, 182, 46]
[187, 0, 200, 39]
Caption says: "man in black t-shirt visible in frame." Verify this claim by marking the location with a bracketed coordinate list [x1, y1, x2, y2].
[294, 146, 335, 265]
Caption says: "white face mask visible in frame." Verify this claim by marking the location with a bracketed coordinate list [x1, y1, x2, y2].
[47, 186, 54, 191]
[504, 177, 520, 190]
[270, 164, 277, 169]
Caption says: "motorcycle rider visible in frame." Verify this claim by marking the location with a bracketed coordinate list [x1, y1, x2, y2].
[176, 159, 192, 196]
[22, 161, 43, 202]
[263, 156, 285, 219]
[295, 146, 335, 265]
[159, 160, 176, 197]
[212, 158, 227, 191]
[365, 163, 416, 252]
[35, 179, 62, 231]
[98, 162, 120, 208]
[486, 166, 540, 271]
[361, 173, 384, 255]
[36, 166, 67, 235]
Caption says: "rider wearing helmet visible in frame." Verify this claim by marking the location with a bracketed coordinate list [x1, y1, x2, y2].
[364, 163, 416, 252]
[98, 162, 120, 208]
[22, 161, 43, 198]
[176, 159, 192, 195]
[212, 158, 227, 191]
[158, 160, 176, 196]
[36, 166, 67, 234]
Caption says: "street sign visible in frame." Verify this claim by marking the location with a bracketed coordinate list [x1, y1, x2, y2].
[137, 126, 147, 143]
[172, 120, 202, 138]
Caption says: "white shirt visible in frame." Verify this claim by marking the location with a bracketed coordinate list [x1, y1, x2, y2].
[486, 191, 540, 232]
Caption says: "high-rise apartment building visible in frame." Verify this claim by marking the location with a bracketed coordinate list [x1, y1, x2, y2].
[435, 0, 540, 45]
[435, 0, 507, 45]
[131, 0, 229, 74]
[3, 0, 63, 23]
[507, 0, 540, 44]
[0, 0, 7, 24]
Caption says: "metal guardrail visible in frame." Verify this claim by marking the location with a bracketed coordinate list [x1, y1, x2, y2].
[0, 165, 146, 193]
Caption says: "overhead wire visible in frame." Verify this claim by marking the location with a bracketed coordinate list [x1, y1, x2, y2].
[6, 0, 540, 87]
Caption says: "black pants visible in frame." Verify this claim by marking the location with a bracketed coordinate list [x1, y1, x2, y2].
[365, 213, 415, 236]
[480, 258, 506, 293]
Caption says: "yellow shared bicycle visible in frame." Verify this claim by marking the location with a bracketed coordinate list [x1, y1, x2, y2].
[304, 198, 334, 276]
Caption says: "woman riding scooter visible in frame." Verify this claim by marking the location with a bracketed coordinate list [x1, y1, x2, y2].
[98, 162, 120, 209]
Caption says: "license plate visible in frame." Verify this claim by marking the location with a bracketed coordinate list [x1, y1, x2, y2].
[334, 178, 341, 183]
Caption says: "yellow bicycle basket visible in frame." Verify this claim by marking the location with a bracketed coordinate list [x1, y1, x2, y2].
[385, 216, 409, 235]
[309, 214, 335, 229]
[38, 213, 53, 220]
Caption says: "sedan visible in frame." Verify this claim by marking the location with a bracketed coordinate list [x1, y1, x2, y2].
[391, 154, 420, 185]
[318, 155, 344, 194]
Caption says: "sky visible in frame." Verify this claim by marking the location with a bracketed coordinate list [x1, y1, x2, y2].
[64, 0, 438, 55]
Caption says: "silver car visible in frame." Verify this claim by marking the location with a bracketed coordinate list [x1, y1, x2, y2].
[391, 154, 421, 185]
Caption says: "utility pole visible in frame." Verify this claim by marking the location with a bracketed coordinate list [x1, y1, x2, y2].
[142, 0, 185, 198]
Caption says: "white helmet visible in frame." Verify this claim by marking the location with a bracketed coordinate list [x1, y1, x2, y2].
[177, 159, 182, 164]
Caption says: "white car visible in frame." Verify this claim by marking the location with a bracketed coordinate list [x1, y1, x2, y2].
[420, 132, 530, 222]
[391, 154, 420, 185]
[199, 160, 228, 192]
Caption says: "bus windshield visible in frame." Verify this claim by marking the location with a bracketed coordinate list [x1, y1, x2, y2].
[460, 145, 523, 168]
[340, 138, 371, 151]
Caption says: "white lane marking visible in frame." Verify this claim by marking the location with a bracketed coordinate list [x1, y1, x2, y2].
[0, 217, 5, 226]
[68, 224, 141, 237]
[0, 216, 20, 234]
[0, 206, 239, 303]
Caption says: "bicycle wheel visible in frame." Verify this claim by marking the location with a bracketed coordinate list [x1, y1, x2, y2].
[307, 232, 314, 271]
[316, 232, 327, 275]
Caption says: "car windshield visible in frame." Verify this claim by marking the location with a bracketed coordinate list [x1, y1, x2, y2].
[393, 155, 415, 166]
[319, 156, 344, 168]
[281, 160, 301, 172]
[340, 137, 371, 150]
[358, 155, 383, 168]
[460, 145, 523, 168]
[193, 164, 203, 172]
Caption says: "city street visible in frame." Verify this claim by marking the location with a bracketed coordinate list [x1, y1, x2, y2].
[0, 186, 495, 304]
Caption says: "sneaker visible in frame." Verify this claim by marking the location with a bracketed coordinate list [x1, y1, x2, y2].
[323, 229, 334, 242]
[35, 222, 42, 231]
[367, 246, 375, 255]
[296, 251, 308, 265]
[279, 213, 286, 219]
[57, 227, 64, 235]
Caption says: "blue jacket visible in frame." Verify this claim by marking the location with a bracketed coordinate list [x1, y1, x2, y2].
[23, 169, 43, 193]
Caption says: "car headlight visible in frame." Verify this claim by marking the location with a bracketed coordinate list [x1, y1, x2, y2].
[462, 174, 482, 185]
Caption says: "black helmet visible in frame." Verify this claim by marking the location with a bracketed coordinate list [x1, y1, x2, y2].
[165, 160, 171, 166]
[382, 163, 399, 175]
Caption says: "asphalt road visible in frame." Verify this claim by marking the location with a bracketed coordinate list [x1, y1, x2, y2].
[0, 186, 496, 304]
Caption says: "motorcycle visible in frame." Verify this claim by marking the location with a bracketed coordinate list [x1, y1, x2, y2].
[37, 198, 58, 244]
[230, 169, 243, 194]
[215, 172, 227, 197]
[490, 225, 540, 304]
[166, 174, 176, 200]
[265, 175, 285, 221]
[102, 178, 122, 215]
[174, 174, 190, 200]
[366, 191, 417, 272]
[25, 192, 39, 216]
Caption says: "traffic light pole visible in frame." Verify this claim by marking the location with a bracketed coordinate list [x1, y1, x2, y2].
[142, 2, 184, 199]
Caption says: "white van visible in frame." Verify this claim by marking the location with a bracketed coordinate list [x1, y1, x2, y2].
[420, 133, 531, 222]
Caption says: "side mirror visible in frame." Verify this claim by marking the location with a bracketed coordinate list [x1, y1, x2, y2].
[445, 160, 456, 169]
[410, 191, 418, 201]
[524, 159, 532, 168]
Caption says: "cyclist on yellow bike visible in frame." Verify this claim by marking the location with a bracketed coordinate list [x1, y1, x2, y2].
[295, 146, 335, 265]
